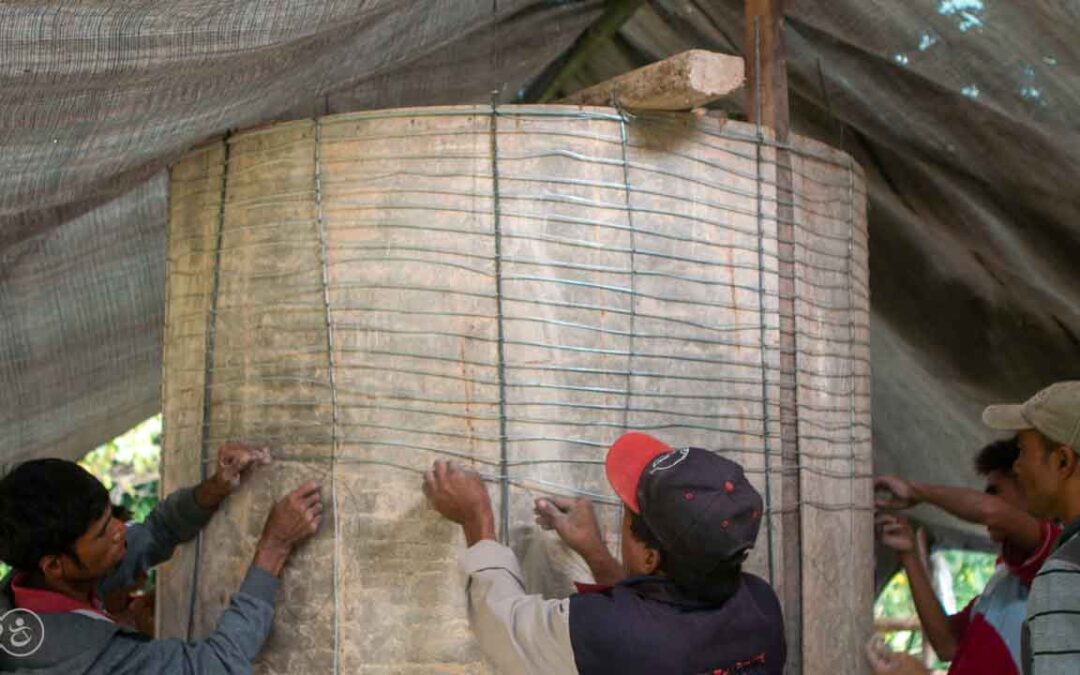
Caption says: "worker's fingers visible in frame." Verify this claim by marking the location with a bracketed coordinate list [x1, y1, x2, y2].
[533, 499, 563, 529]
[547, 496, 576, 512]
[882, 523, 911, 538]
[295, 486, 322, 509]
[434, 460, 448, 484]
[306, 502, 324, 519]
[864, 637, 900, 673]
[253, 446, 273, 466]
[300, 486, 323, 506]
[864, 648, 891, 671]
[422, 469, 435, 497]
[291, 480, 321, 498]
[874, 513, 900, 527]
[535, 498, 564, 518]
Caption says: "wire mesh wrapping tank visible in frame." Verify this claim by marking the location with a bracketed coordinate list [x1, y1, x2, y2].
[159, 105, 871, 674]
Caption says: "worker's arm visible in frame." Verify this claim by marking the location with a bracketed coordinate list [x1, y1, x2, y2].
[99, 443, 272, 594]
[424, 461, 579, 674]
[94, 482, 323, 673]
[876, 514, 957, 662]
[876, 475, 1043, 551]
[97, 565, 279, 674]
[534, 497, 624, 586]
[459, 540, 579, 674]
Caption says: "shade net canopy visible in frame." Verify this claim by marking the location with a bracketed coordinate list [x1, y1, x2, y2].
[1, 0, 1078, 554]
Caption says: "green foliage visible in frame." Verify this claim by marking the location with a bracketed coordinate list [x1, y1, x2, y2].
[79, 415, 162, 523]
[936, 549, 997, 600]
[875, 548, 997, 669]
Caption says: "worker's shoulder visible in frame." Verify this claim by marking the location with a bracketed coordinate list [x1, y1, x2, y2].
[740, 572, 782, 610]
[1049, 530, 1080, 567]
[1030, 542, 1080, 614]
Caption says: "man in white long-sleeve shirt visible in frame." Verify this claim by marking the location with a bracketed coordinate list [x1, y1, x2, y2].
[422, 432, 786, 675]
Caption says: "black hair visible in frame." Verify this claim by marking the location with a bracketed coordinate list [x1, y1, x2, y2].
[628, 510, 743, 605]
[0, 459, 110, 573]
[111, 503, 133, 523]
[975, 436, 1021, 477]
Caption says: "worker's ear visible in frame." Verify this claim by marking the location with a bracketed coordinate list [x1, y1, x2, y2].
[641, 546, 661, 576]
[1060, 445, 1079, 477]
[39, 554, 64, 581]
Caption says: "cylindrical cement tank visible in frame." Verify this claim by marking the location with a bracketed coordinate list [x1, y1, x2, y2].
[159, 105, 871, 674]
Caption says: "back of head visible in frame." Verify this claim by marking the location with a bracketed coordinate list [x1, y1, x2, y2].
[628, 510, 744, 605]
[975, 436, 1021, 477]
[0, 459, 109, 573]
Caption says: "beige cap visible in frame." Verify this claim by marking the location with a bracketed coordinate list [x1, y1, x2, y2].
[982, 381, 1080, 447]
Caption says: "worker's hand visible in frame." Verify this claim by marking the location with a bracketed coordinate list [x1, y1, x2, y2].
[874, 475, 918, 510]
[865, 637, 930, 675]
[422, 460, 495, 546]
[253, 481, 323, 576]
[196, 442, 273, 509]
[875, 514, 916, 555]
[534, 496, 605, 557]
[214, 442, 272, 488]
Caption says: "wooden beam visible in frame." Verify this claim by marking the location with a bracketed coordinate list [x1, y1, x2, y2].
[744, 2, 801, 675]
[744, 0, 790, 140]
[558, 50, 744, 111]
[873, 619, 923, 633]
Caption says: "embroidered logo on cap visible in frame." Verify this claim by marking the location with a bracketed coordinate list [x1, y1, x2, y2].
[648, 447, 689, 474]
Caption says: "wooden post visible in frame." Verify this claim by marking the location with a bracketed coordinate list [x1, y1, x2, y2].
[744, 2, 801, 674]
[744, 0, 790, 140]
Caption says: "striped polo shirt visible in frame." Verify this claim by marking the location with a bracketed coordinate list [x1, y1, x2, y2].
[1023, 518, 1080, 674]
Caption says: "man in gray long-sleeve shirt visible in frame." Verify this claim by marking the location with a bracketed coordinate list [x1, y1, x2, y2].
[0, 442, 323, 674]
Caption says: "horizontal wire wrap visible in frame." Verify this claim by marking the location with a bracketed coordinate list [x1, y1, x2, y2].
[161, 106, 871, 653]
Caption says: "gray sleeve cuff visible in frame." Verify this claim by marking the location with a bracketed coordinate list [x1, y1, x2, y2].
[170, 486, 217, 528]
[239, 565, 280, 605]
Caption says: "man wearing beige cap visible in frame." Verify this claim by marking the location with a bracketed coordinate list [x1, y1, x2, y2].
[983, 381, 1080, 675]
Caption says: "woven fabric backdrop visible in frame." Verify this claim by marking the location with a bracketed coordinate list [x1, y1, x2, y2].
[2, 0, 1079, 552]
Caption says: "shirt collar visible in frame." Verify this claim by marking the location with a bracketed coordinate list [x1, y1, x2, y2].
[10, 572, 111, 621]
[619, 575, 719, 608]
[1055, 517, 1080, 550]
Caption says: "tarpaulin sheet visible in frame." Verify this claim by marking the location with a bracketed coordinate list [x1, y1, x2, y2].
[2, 0, 1079, 553]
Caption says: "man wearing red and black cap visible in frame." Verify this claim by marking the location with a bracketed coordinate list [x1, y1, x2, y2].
[422, 432, 786, 675]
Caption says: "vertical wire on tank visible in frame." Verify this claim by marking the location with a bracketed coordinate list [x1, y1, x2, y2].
[489, 0, 511, 545]
[491, 104, 510, 545]
[188, 131, 231, 641]
[845, 158, 858, 639]
[614, 105, 639, 555]
[616, 107, 637, 437]
[751, 19, 776, 587]
[314, 118, 342, 675]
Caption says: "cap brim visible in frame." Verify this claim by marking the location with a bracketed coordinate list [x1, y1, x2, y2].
[982, 404, 1031, 431]
[605, 432, 672, 513]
